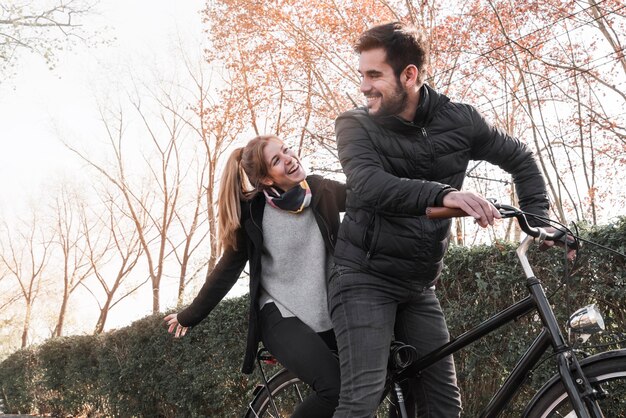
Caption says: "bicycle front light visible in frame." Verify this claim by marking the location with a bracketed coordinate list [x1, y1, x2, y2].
[567, 304, 605, 343]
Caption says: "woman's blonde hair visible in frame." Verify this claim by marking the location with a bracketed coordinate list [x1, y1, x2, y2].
[217, 135, 282, 252]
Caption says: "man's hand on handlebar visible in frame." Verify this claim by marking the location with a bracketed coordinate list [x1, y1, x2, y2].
[430, 196, 577, 261]
[442, 191, 501, 228]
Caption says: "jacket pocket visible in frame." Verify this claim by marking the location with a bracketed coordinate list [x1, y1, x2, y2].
[362, 211, 381, 260]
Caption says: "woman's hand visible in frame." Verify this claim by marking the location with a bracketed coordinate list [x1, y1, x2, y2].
[164, 313, 188, 338]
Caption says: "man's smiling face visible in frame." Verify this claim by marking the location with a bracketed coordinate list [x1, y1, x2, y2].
[358, 47, 408, 118]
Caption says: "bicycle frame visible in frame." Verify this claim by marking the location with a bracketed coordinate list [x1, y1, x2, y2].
[248, 205, 614, 418]
[255, 349, 284, 417]
[396, 232, 603, 418]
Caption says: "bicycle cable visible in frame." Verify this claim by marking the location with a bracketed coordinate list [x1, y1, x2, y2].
[579, 334, 626, 350]
[510, 211, 626, 315]
[518, 210, 626, 351]
[512, 211, 578, 304]
[522, 211, 626, 259]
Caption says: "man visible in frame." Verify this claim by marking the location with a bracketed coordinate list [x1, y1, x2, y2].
[329, 21, 551, 417]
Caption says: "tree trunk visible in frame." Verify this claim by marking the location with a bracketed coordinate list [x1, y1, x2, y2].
[94, 296, 113, 334]
[21, 302, 32, 348]
[54, 278, 70, 337]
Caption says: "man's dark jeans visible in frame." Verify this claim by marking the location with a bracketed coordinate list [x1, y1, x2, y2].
[328, 265, 462, 418]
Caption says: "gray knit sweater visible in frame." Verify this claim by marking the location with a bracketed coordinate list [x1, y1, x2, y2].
[259, 205, 332, 332]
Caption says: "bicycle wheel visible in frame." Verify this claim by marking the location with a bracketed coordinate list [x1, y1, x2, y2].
[524, 354, 626, 417]
[375, 385, 400, 418]
[245, 369, 313, 418]
[244, 369, 395, 418]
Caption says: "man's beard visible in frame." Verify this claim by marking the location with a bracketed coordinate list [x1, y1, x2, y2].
[369, 82, 408, 118]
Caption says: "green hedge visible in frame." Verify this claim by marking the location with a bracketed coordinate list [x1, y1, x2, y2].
[0, 297, 255, 417]
[1, 220, 624, 417]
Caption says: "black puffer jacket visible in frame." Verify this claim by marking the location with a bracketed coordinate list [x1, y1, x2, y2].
[177, 175, 346, 374]
[334, 85, 549, 284]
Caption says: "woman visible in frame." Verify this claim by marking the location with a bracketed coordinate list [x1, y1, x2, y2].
[164, 135, 345, 418]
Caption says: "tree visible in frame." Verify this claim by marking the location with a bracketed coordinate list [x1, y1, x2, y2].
[463, 0, 626, 224]
[0, 266, 22, 355]
[83, 190, 144, 334]
[0, 0, 95, 78]
[203, 0, 383, 148]
[50, 185, 95, 337]
[148, 55, 239, 305]
[65, 76, 218, 313]
[0, 215, 54, 348]
[200, 0, 626, 238]
[65, 103, 171, 314]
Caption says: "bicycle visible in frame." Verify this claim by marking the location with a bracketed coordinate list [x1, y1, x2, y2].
[244, 202, 626, 418]
[245, 339, 418, 418]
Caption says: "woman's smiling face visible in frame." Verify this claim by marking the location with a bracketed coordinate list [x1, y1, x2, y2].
[262, 138, 306, 191]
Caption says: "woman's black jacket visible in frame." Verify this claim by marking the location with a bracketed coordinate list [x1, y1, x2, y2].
[177, 175, 346, 374]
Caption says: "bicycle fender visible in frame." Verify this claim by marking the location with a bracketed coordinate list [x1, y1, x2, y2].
[250, 367, 290, 396]
[521, 348, 626, 417]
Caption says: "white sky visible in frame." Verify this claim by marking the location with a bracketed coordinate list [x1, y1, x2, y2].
[0, 0, 255, 335]
[0, 0, 207, 217]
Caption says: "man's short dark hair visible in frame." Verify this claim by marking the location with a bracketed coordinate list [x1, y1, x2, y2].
[355, 21, 429, 85]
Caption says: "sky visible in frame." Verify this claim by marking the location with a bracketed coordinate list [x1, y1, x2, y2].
[0, 0, 206, 217]
[0, 0, 253, 334]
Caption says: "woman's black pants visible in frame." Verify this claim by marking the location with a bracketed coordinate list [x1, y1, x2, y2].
[259, 302, 340, 418]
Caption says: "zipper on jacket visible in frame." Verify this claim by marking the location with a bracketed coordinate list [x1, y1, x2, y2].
[365, 212, 381, 260]
[421, 127, 434, 161]
[362, 211, 376, 258]
[422, 127, 437, 176]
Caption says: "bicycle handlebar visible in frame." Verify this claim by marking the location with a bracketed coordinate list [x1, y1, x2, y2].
[426, 203, 578, 250]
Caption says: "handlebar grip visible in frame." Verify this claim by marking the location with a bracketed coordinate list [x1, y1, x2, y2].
[549, 228, 566, 243]
[426, 207, 470, 219]
[547, 228, 579, 251]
